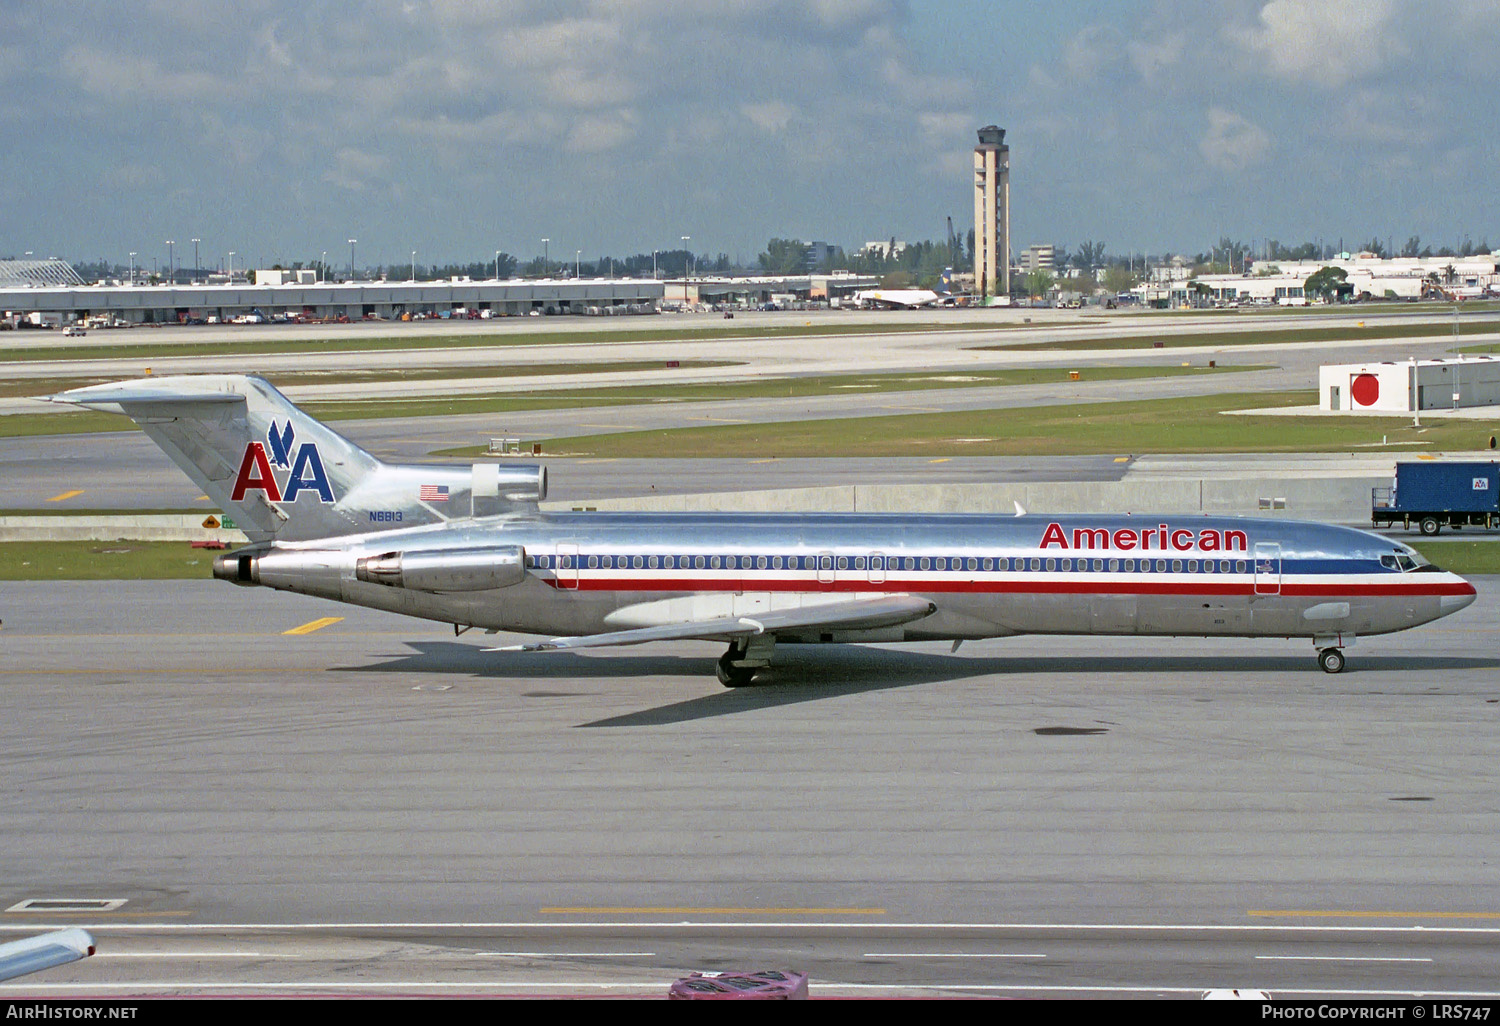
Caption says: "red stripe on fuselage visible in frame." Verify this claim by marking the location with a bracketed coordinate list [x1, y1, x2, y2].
[537, 576, 1473, 598]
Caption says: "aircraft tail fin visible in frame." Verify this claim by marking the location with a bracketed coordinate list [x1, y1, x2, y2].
[50, 374, 547, 543]
[50, 374, 387, 542]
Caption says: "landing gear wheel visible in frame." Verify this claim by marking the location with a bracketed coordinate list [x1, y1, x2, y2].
[1419, 516, 1441, 536]
[716, 652, 757, 688]
[1317, 648, 1346, 674]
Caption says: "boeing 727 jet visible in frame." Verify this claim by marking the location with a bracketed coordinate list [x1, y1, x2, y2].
[51, 375, 1476, 685]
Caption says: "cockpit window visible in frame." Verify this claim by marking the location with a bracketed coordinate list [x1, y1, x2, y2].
[1384, 549, 1433, 572]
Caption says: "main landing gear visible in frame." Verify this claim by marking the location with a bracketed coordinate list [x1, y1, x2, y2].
[1316, 646, 1347, 674]
[716, 635, 776, 687]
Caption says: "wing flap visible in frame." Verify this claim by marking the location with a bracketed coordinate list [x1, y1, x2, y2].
[490, 594, 936, 653]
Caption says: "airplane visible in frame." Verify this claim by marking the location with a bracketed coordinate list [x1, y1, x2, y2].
[853, 288, 964, 309]
[49, 374, 1476, 685]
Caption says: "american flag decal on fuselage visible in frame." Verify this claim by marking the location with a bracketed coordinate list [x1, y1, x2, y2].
[419, 484, 450, 502]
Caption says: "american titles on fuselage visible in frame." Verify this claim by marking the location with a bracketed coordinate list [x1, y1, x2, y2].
[1039, 522, 1249, 552]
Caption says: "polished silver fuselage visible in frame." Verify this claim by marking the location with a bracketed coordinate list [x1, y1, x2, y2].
[242, 510, 1473, 643]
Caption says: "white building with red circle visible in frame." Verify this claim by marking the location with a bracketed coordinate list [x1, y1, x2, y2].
[1319, 356, 1500, 412]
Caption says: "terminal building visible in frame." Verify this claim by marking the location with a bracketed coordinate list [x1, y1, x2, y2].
[0, 273, 667, 325]
[1319, 356, 1500, 413]
[0, 259, 883, 326]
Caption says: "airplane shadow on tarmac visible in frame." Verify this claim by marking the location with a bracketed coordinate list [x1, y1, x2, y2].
[334, 641, 1500, 727]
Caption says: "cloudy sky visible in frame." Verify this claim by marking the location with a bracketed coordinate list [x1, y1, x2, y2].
[3, 0, 1496, 270]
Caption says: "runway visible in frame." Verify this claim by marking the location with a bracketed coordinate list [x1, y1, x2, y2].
[4, 579, 1500, 997]
[6, 305, 1499, 517]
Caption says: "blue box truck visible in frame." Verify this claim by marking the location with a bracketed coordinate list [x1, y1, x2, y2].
[1372, 461, 1500, 534]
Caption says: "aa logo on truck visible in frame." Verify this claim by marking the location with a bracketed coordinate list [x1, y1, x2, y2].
[230, 420, 334, 503]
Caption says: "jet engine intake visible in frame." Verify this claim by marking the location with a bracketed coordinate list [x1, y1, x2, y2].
[355, 545, 528, 592]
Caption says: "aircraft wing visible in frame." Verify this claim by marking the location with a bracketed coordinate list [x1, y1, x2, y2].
[0, 929, 95, 982]
[490, 594, 936, 652]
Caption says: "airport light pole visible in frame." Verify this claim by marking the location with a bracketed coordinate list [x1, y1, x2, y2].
[411, 250, 416, 282]
[541, 238, 549, 277]
[320, 251, 326, 283]
[191, 238, 200, 283]
[348, 239, 357, 281]
[681, 236, 692, 278]
[165, 240, 174, 284]
[495, 250, 501, 280]
[228, 251, 234, 279]
[575, 250, 581, 279]
[128, 252, 136, 285]
[652, 249, 657, 278]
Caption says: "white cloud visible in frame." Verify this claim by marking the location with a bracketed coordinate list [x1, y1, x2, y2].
[1227, 0, 1407, 88]
[1199, 107, 1273, 172]
[740, 101, 796, 134]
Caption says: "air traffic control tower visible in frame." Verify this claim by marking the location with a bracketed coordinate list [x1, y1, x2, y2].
[973, 125, 1010, 300]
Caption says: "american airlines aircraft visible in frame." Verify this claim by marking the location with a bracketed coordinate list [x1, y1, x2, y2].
[51, 375, 1475, 685]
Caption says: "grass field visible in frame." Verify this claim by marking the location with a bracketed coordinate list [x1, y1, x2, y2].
[2, 536, 1496, 580]
[486, 391, 1500, 460]
[0, 541, 233, 580]
[0, 319, 1025, 364]
[0, 363, 1263, 438]
[0, 359, 740, 400]
[975, 319, 1500, 352]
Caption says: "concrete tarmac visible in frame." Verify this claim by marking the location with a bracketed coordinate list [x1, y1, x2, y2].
[3, 579, 1500, 997]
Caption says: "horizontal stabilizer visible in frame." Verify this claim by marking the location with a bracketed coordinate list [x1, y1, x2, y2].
[0, 929, 95, 982]
[45, 386, 243, 413]
[490, 594, 935, 652]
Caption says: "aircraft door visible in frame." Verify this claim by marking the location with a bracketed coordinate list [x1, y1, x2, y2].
[1253, 542, 1281, 596]
[555, 542, 579, 590]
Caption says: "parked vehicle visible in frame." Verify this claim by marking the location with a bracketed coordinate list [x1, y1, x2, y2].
[1372, 461, 1500, 535]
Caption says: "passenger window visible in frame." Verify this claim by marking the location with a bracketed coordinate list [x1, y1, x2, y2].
[1093, 559, 1104, 572]
[1030, 558, 1041, 571]
[1123, 559, 1134, 572]
[1220, 561, 1230, 573]
[695, 556, 705, 569]
[1156, 560, 1167, 572]
[1187, 560, 1198, 572]
[1172, 560, 1182, 573]
[982, 558, 993, 571]
[1235, 560, 1247, 573]
[1059, 558, 1071, 571]
[1108, 559, 1119, 572]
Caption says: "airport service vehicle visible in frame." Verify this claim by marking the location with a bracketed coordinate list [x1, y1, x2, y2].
[669, 970, 809, 1000]
[51, 375, 1476, 684]
[1372, 461, 1500, 535]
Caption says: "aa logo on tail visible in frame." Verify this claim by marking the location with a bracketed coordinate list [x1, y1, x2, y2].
[231, 420, 334, 503]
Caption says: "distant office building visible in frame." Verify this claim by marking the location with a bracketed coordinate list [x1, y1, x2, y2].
[804, 241, 835, 271]
[1019, 244, 1056, 273]
[973, 125, 1010, 299]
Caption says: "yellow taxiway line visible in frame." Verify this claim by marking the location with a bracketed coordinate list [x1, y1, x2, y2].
[282, 617, 345, 636]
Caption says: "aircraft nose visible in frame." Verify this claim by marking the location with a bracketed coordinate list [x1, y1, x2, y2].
[1440, 579, 1478, 617]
